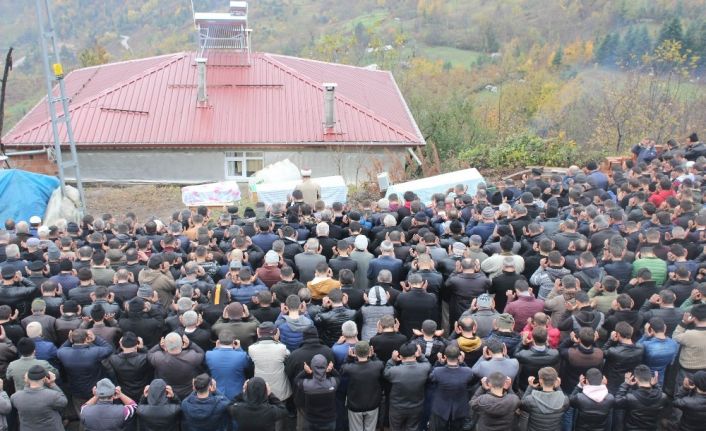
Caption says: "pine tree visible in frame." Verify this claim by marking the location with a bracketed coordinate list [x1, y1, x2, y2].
[621, 27, 637, 66]
[552, 46, 563, 67]
[596, 33, 621, 67]
[635, 26, 652, 60]
[658, 17, 683, 46]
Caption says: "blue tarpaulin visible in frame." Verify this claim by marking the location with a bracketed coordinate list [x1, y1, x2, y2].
[0, 169, 60, 223]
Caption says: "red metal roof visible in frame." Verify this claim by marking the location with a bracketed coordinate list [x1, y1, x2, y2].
[4, 52, 424, 148]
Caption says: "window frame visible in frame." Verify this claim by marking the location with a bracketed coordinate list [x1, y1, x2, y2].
[224, 151, 264, 180]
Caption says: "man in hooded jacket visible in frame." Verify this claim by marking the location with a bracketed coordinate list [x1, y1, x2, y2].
[295, 354, 339, 431]
[229, 376, 288, 431]
[136, 379, 182, 431]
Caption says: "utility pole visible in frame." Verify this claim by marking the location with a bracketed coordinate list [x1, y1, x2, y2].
[35, 0, 85, 213]
[0, 47, 13, 168]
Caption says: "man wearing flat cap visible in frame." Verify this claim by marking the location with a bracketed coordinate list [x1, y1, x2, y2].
[80, 378, 137, 431]
[294, 168, 321, 207]
[11, 364, 67, 430]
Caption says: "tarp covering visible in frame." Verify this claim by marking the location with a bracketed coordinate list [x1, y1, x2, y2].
[0, 169, 60, 223]
[256, 175, 347, 207]
[386, 168, 485, 204]
[181, 181, 242, 206]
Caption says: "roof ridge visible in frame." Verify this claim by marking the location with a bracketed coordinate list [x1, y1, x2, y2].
[262, 54, 418, 142]
[266, 53, 390, 75]
[5, 53, 187, 142]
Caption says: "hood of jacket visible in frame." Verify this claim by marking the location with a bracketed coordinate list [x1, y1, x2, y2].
[311, 354, 328, 381]
[545, 266, 571, 279]
[456, 335, 482, 353]
[147, 379, 168, 405]
[632, 386, 664, 405]
[283, 315, 312, 332]
[244, 376, 268, 405]
[574, 309, 603, 328]
[183, 393, 225, 419]
[530, 389, 567, 413]
[139, 268, 164, 284]
[582, 384, 609, 403]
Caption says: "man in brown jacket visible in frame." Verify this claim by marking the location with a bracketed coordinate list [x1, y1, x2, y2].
[138, 255, 176, 308]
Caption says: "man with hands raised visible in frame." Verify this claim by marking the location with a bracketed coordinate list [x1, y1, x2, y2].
[470, 371, 519, 431]
[11, 365, 67, 431]
[520, 367, 569, 431]
[615, 365, 669, 430]
[79, 378, 137, 431]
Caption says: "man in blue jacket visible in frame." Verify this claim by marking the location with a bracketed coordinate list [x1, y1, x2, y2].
[181, 373, 230, 431]
[56, 329, 113, 420]
[205, 331, 252, 400]
[429, 344, 474, 431]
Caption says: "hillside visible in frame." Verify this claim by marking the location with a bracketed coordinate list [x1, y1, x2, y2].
[3, 0, 706, 173]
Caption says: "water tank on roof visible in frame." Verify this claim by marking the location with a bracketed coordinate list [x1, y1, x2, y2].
[229, 1, 248, 17]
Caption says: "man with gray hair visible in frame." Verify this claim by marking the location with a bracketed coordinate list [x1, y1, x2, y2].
[178, 310, 211, 351]
[1, 243, 27, 276]
[315, 221, 337, 260]
[147, 332, 205, 399]
[367, 241, 403, 286]
[294, 238, 326, 284]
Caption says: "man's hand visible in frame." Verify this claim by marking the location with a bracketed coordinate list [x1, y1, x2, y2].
[683, 312, 696, 326]
[649, 294, 661, 305]
[166, 385, 175, 398]
[624, 372, 637, 386]
[480, 377, 490, 391]
[46, 371, 56, 386]
[326, 361, 334, 373]
[528, 376, 539, 388]
[303, 362, 313, 375]
[683, 377, 695, 390]
[85, 330, 96, 344]
[391, 350, 401, 363]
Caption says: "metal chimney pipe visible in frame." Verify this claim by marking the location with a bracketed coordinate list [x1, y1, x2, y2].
[196, 57, 207, 103]
[323, 82, 337, 130]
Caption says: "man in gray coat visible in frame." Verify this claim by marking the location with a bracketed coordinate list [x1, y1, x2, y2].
[350, 236, 374, 290]
[11, 365, 67, 431]
[294, 239, 326, 284]
[383, 342, 431, 431]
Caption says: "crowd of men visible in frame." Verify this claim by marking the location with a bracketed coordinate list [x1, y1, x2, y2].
[1, 133, 706, 431]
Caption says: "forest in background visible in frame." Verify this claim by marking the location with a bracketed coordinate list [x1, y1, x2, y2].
[3, 0, 706, 174]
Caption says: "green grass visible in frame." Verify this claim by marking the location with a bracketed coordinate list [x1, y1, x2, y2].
[418, 45, 483, 68]
[344, 10, 389, 31]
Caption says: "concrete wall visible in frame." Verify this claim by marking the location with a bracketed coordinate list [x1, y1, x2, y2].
[63, 147, 409, 184]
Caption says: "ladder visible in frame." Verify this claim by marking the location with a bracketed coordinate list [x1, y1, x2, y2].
[34, 0, 85, 213]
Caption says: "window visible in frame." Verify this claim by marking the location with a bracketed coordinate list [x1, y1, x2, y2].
[224, 151, 264, 179]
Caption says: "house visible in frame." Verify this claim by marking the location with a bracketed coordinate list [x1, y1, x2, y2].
[3, 49, 425, 184]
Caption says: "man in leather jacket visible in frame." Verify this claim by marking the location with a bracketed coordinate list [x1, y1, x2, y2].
[569, 368, 615, 431]
[313, 288, 357, 347]
[615, 364, 669, 430]
[0, 266, 38, 318]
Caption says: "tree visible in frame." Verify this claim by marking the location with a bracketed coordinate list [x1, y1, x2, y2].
[78, 43, 110, 67]
[596, 33, 621, 66]
[552, 46, 563, 67]
[658, 17, 683, 46]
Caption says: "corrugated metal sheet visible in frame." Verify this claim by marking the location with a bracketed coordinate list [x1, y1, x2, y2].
[4, 51, 424, 148]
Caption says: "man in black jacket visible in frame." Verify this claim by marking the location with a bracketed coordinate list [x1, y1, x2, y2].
[674, 371, 706, 431]
[615, 365, 669, 430]
[638, 290, 684, 336]
[445, 258, 490, 330]
[0, 265, 38, 318]
[602, 321, 644, 394]
[395, 273, 438, 338]
[103, 331, 154, 401]
[314, 288, 357, 347]
[513, 327, 560, 392]
[341, 341, 384, 431]
[569, 368, 615, 431]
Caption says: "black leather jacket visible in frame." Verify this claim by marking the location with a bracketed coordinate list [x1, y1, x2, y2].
[0, 279, 38, 318]
[602, 341, 645, 393]
[513, 344, 561, 391]
[615, 383, 669, 430]
[673, 387, 706, 431]
[569, 386, 615, 431]
[104, 350, 155, 401]
[314, 306, 357, 347]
